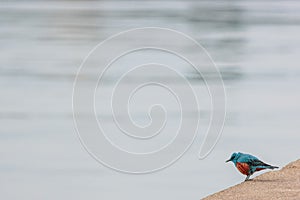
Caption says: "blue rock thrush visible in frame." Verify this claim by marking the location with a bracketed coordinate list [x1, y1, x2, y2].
[226, 152, 279, 181]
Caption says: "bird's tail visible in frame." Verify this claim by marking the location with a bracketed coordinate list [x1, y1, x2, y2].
[269, 165, 279, 169]
[264, 163, 279, 169]
[263, 163, 279, 169]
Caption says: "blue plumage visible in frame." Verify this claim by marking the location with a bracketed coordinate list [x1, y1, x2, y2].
[226, 152, 279, 181]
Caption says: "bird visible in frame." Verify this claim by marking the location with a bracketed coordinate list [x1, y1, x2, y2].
[226, 152, 279, 181]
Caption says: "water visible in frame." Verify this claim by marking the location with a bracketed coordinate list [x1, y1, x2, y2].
[1, 1, 300, 199]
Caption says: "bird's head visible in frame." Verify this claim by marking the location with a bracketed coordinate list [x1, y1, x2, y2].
[226, 152, 238, 163]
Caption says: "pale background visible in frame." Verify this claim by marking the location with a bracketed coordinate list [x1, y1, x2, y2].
[1, 0, 300, 199]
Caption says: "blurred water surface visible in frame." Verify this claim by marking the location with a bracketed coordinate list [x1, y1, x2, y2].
[1, 1, 300, 199]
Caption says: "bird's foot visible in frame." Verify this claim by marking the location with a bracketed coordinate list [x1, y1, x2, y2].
[244, 175, 251, 181]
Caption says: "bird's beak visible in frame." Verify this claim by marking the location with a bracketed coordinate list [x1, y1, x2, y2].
[225, 159, 231, 163]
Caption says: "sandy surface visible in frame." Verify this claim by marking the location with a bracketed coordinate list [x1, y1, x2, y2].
[203, 159, 300, 200]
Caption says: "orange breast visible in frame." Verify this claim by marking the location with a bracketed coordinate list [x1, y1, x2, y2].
[236, 162, 250, 175]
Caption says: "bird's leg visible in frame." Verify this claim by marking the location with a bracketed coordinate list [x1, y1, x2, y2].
[245, 169, 254, 181]
[244, 175, 251, 181]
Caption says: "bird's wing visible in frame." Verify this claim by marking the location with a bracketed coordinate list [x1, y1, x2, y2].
[238, 154, 270, 167]
[237, 154, 259, 163]
[249, 159, 271, 167]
